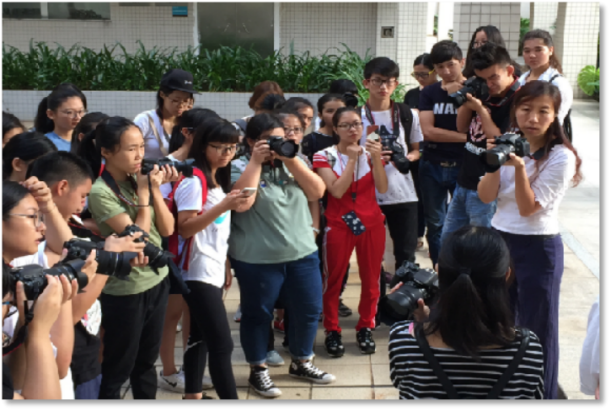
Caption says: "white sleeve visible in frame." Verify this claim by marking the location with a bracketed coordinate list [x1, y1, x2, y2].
[174, 177, 204, 212]
[530, 147, 576, 209]
[410, 108, 424, 144]
[133, 111, 152, 137]
[552, 76, 573, 126]
[580, 297, 600, 395]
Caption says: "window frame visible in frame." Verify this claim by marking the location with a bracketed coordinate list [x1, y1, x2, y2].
[3, 2, 111, 21]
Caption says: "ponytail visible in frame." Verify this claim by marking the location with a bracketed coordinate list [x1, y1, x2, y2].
[34, 83, 87, 134]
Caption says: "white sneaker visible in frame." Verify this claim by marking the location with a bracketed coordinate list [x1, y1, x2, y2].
[233, 305, 242, 322]
[158, 369, 185, 393]
[202, 375, 213, 390]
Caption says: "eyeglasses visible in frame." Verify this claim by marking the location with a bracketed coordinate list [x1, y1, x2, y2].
[337, 122, 363, 130]
[60, 109, 87, 119]
[368, 78, 398, 87]
[8, 212, 44, 228]
[284, 127, 304, 135]
[473, 41, 487, 49]
[411, 69, 435, 79]
[169, 98, 192, 108]
[209, 144, 237, 155]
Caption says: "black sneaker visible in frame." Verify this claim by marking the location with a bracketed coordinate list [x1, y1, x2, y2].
[248, 366, 282, 398]
[289, 360, 336, 384]
[357, 328, 376, 354]
[324, 331, 345, 357]
[338, 299, 352, 317]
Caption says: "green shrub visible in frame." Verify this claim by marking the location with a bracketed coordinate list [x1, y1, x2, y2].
[577, 65, 599, 97]
[2, 40, 407, 96]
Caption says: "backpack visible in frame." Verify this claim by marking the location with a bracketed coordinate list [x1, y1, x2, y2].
[549, 74, 573, 142]
[361, 103, 414, 145]
[166, 167, 207, 270]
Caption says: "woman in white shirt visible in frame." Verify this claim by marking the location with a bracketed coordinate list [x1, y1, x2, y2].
[133, 69, 199, 160]
[519, 29, 573, 127]
[175, 118, 248, 399]
[478, 80, 582, 400]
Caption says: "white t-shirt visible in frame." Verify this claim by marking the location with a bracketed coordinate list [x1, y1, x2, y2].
[9, 242, 75, 400]
[134, 109, 170, 160]
[518, 67, 573, 126]
[491, 144, 576, 235]
[174, 176, 230, 288]
[360, 107, 423, 205]
[580, 296, 600, 396]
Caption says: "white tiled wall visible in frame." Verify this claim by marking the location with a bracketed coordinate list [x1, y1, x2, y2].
[554, 2, 599, 98]
[279, 2, 377, 57]
[529, 2, 558, 35]
[453, 2, 521, 59]
[396, 3, 428, 89]
[2, 3, 196, 53]
[2, 91, 324, 123]
[375, 3, 398, 59]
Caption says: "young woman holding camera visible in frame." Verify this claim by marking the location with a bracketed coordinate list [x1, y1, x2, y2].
[313, 107, 387, 357]
[87, 116, 178, 399]
[175, 118, 247, 400]
[3, 132, 57, 182]
[478, 81, 581, 399]
[229, 113, 334, 398]
[388, 226, 544, 399]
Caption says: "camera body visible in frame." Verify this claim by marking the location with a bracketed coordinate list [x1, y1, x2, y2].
[378, 125, 410, 175]
[449, 76, 489, 108]
[382, 261, 439, 322]
[10, 260, 89, 300]
[64, 239, 137, 280]
[480, 133, 530, 171]
[267, 136, 298, 158]
[118, 224, 174, 272]
[141, 158, 195, 177]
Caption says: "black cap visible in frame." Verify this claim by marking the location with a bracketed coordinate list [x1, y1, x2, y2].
[160, 69, 200, 94]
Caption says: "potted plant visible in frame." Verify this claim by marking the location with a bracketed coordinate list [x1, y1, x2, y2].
[577, 65, 600, 102]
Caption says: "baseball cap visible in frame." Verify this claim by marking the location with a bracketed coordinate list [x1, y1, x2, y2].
[160, 69, 200, 94]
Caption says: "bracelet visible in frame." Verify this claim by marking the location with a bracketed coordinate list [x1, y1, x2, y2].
[312, 227, 320, 234]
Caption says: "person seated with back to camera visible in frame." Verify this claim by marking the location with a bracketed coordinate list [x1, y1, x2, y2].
[388, 225, 545, 400]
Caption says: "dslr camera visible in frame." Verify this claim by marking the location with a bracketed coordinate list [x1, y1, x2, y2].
[378, 125, 411, 175]
[119, 224, 175, 273]
[267, 136, 298, 158]
[10, 260, 89, 300]
[63, 239, 138, 280]
[449, 77, 489, 108]
[381, 261, 439, 322]
[480, 133, 530, 171]
[141, 158, 195, 177]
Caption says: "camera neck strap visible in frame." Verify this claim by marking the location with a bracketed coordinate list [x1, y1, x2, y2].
[68, 217, 106, 242]
[364, 101, 401, 137]
[530, 138, 563, 160]
[3, 301, 33, 357]
[100, 169, 151, 208]
[484, 77, 521, 108]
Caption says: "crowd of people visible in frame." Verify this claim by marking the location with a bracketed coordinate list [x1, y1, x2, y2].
[2, 26, 599, 401]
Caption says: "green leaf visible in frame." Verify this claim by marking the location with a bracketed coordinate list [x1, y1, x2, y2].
[577, 65, 599, 96]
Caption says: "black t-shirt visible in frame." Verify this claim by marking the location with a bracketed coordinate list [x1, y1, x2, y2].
[3, 362, 14, 399]
[70, 322, 101, 386]
[457, 84, 519, 190]
[301, 131, 335, 164]
[418, 82, 464, 163]
[403, 87, 420, 109]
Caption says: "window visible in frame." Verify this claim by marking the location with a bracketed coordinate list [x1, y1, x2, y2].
[3, 2, 110, 20]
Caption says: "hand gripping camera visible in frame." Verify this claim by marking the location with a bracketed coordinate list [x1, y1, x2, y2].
[381, 261, 439, 322]
[141, 158, 195, 177]
[10, 260, 89, 300]
[118, 224, 175, 274]
[480, 133, 531, 172]
[63, 238, 138, 280]
[267, 136, 298, 158]
[449, 77, 489, 108]
[378, 125, 411, 174]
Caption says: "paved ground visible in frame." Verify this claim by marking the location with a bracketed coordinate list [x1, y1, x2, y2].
[112, 99, 600, 400]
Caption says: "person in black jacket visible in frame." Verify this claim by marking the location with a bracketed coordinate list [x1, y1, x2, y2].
[403, 54, 438, 110]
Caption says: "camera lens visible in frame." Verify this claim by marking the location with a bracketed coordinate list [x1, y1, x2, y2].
[384, 284, 424, 321]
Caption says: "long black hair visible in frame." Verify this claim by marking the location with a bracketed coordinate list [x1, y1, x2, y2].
[330, 107, 361, 144]
[316, 93, 345, 128]
[71, 112, 109, 154]
[188, 118, 240, 193]
[243, 113, 284, 156]
[422, 226, 515, 359]
[169, 108, 220, 153]
[522, 29, 563, 74]
[3, 180, 32, 221]
[2, 111, 25, 143]
[93, 116, 137, 174]
[34, 83, 87, 134]
[463, 26, 506, 78]
[3, 132, 57, 180]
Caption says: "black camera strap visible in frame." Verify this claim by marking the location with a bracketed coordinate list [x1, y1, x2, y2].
[68, 217, 106, 243]
[484, 77, 521, 108]
[3, 302, 34, 357]
[364, 101, 401, 137]
[100, 169, 152, 208]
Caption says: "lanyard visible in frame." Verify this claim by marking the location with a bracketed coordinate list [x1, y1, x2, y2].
[68, 218, 106, 242]
[484, 77, 521, 108]
[100, 169, 150, 208]
[364, 101, 401, 137]
[335, 146, 360, 203]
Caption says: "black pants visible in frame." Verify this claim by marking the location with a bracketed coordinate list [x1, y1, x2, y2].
[380, 202, 419, 269]
[183, 281, 237, 399]
[98, 276, 170, 399]
[410, 160, 426, 238]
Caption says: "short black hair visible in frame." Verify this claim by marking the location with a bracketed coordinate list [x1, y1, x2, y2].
[364, 57, 400, 79]
[430, 40, 463, 65]
[26, 151, 94, 188]
[413, 53, 434, 70]
[329, 79, 358, 95]
[471, 43, 512, 71]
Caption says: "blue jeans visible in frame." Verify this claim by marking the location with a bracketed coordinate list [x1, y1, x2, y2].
[75, 374, 102, 399]
[419, 159, 459, 266]
[230, 252, 322, 365]
[440, 185, 497, 248]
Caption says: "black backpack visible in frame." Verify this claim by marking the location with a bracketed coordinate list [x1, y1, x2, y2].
[549, 74, 573, 142]
[415, 326, 531, 399]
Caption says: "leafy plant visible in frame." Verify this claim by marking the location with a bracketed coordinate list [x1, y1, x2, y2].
[577, 65, 599, 97]
[518, 18, 530, 55]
